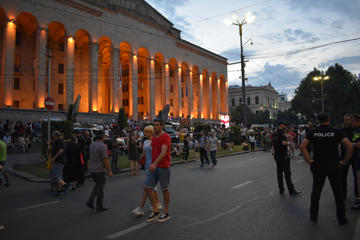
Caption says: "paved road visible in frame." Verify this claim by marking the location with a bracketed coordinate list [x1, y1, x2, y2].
[1, 150, 359, 240]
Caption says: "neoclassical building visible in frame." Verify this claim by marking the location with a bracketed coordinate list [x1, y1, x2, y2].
[229, 83, 279, 119]
[0, 0, 228, 122]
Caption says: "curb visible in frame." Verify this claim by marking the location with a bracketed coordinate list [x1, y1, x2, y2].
[10, 149, 264, 183]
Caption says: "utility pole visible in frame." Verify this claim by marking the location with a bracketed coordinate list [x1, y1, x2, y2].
[46, 46, 53, 160]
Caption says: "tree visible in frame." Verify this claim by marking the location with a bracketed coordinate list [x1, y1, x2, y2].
[117, 108, 128, 131]
[291, 64, 360, 125]
[230, 105, 272, 126]
[276, 110, 302, 125]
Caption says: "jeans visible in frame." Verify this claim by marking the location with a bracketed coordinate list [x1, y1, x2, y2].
[200, 148, 209, 165]
[310, 163, 346, 222]
[210, 150, 217, 165]
[111, 149, 118, 169]
[274, 155, 295, 193]
[88, 172, 106, 210]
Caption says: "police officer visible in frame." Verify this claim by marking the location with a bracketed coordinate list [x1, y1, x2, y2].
[340, 114, 357, 200]
[300, 112, 353, 225]
[350, 113, 360, 210]
[272, 120, 301, 195]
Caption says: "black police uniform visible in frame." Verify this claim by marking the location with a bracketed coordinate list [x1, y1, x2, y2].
[340, 126, 358, 199]
[306, 125, 347, 223]
[272, 128, 296, 193]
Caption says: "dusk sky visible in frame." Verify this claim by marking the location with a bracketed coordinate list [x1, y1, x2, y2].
[146, 0, 360, 99]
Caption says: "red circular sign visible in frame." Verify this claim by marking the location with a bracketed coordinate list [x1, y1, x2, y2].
[44, 96, 55, 110]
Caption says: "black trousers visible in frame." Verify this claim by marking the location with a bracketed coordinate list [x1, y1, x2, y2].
[274, 155, 295, 193]
[341, 159, 359, 198]
[200, 148, 209, 165]
[310, 164, 346, 222]
[88, 172, 106, 210]
[0, 162, 9, 185]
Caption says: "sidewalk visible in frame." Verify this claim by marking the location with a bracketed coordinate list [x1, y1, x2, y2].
[7, 149, 264, 183]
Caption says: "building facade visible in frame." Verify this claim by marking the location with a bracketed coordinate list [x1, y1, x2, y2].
[0, 0, 228, 122]
[278, 92, 291, 112]
[228, 83, 279, 119]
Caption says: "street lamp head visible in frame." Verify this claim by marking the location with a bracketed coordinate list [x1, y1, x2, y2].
[244, 12, 256, 25]
[324, 75, 330, 80]
[313, 76, 320, 81]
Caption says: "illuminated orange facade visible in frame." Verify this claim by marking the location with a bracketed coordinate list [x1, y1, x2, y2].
[0, 0, 228, 120]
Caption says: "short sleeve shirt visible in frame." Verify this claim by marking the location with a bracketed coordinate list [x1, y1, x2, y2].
[52, 139, 64, 164]
[272, 129, 288, 157]
[0, 140, 7, 162]
[209, 136, 219, 151]
[306, 125, 344, 164]
[151, 132, 171, 168]
[88, 140, 108, 173]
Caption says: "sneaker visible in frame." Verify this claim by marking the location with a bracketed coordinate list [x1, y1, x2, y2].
[146, 211, 160, 222]
[158, 213, 171, 223]
[132, 206, 144, 216]
[63, 183, 72, 195]
[157, 202, 162, 210]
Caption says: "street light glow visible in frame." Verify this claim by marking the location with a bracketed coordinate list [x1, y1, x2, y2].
[244, 12, 256, 24]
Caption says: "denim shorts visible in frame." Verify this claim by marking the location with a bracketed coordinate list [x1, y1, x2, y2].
[50, 162, 64, 183]
[144, 167, 170, 190]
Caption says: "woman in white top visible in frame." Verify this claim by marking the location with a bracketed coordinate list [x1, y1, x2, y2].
[132, 125, 162, 216]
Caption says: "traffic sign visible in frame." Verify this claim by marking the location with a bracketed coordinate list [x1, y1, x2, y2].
[44, 96, 55, 110]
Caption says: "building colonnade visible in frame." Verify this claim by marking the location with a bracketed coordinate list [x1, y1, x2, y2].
[0, 7, 228, 120]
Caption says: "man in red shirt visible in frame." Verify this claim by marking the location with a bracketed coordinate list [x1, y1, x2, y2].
[145, 119, 171, 223]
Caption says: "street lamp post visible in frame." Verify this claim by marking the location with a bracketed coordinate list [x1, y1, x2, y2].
[233, 12, 255, 126]
[313, 75, 330, 112]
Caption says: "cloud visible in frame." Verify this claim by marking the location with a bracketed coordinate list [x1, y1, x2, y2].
[318, 56, 360, 72]
[283, 29, 319, 43]
[285, 0, 360, 21]
[220, 48, 257, 62]
[245, 62, 302, 96]
[331, 20, 343, 30]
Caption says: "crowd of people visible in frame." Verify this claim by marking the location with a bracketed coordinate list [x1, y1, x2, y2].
[1, 111, 360, 227]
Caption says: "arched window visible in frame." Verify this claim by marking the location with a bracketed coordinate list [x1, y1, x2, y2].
[247, 97, 251, 105]
[232, 98, 235, 107]
[255, 96, 259, 105]
[239, 98, 242, 105]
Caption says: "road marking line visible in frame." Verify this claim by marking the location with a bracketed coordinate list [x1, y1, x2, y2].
[107, 222, 151, 239]
[16, 200, 60, 211]
[296, 160, 304, 163]
[231, 180, 253, 190]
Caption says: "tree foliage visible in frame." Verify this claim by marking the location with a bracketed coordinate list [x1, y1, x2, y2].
[117, 108, 128, 130]
[291, 63, 360, 125]
[230, 104, 272, 127]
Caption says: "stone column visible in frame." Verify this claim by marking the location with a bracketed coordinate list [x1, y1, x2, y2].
[225, 80, 229, 114]
[209, 77, 213, 119]
[1, 20, 16, 107]
[119, 60, 122, 109]
[89, 42, 98, 112]
[164, 63, 170, 106]
[177, 66, 182, 117]
[65, 36, 75, 110]
[113, 47, 120, 113]
[131, 54, 138, 120]
[189, 69, 193, 118]
[217, 78, 221, 119]
[199, 74, 203, 119]
[150, 59, 155, 119]
[34, 28, 47, 108]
